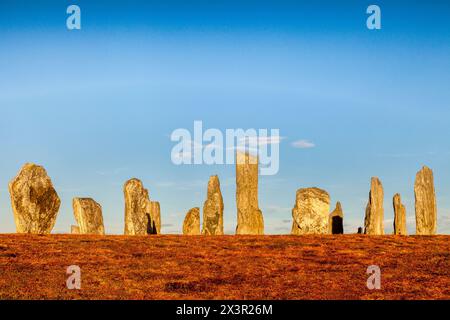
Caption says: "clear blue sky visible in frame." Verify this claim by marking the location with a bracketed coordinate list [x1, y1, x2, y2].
[1, 1, 449, 234]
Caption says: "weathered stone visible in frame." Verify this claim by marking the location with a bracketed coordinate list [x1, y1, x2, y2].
[72, 198, 105, 235]
[124, 178, 158, 235]
[8, 163, 61, 234]
[183, 208, 200, 236]
[148, 201, 161, 234]
[183, 207, 200, 235]
[329, 201, 344, 234]
[236, 152, 264, 235]
[202, 175, 224, 235]
[71, 225, 80, 234]
[291, 187, 330, 235]
[414, 166, 437, 235]
[364, 177, 384, 235]
[393, 194, 407, 235]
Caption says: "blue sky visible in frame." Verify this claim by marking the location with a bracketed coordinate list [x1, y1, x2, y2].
[1, 1, 449, 234]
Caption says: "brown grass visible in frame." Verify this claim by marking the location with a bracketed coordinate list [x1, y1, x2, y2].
[0, 234, 448, 300]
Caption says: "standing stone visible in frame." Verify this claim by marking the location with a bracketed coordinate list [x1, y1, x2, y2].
[8, 163, 61, 234]
[364, 177, 384, 235]
[72, 198, 105, 235]
[414, 166, 437, 235]
[357, 227, 363, 234]
[291, 188, 330, 235]
[183, 207, 200, 235]
[71, 225, 80, 234]
[236, 152, 264, 235]
[329, 201, 344, 234]
[124, 178, 158, 235]
[202, 175, 224, 235]
[148, 201, 161, 234]
[393, 194, 407, 235]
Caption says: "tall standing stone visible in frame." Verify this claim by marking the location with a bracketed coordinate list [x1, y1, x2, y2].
[124, 178, 158, 235]
[236, 152, 264, 235]
[72, 198, 105, 235]
[148, 201, 161, 235]
[414, 166, 437, 235]
[183, 207, 200, 235]
[291, 188, 330, 235]
[329, 201, 344, 234]
[364, 177, 384, 235]
[8, 163, 61, 234]
[393, 194, 407, 235]
[202, 175, 224, 235]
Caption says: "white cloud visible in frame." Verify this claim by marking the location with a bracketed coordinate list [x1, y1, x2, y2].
[238, 135, 285, 146]
[227, 145, 259, 156]
[291, 139, 315, 149]
[225, 135, 284, 155]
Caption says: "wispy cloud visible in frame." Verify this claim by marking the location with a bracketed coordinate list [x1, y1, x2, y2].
[173, 135, 285, 161]
[162, 223, 174, 228]
[238, 135, 285, 146]
[226, 135, 284, 155]
[265, 219, 292, 234]
[226, 145, 259, 155]
[291, 139, 315, 149]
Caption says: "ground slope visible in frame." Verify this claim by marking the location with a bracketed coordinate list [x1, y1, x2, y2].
[0, 234, 448, 300]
